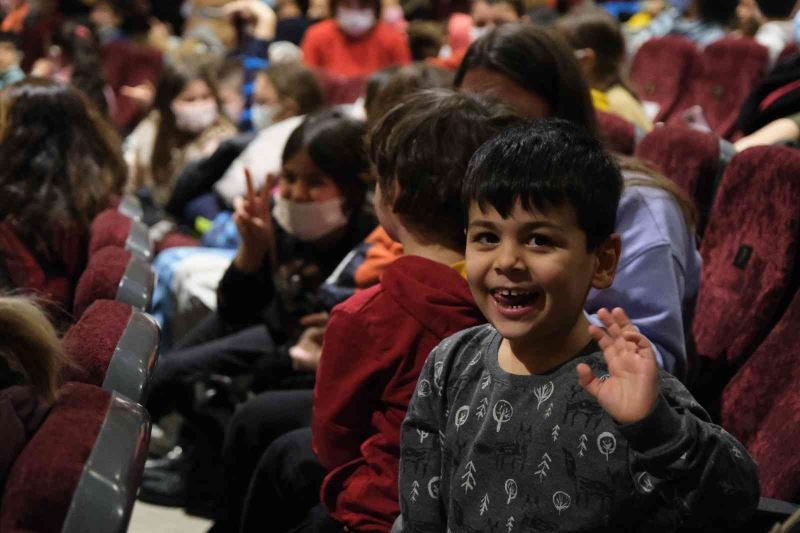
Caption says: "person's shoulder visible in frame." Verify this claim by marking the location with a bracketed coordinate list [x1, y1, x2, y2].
[332, 283, 386, 316]
[304, 18, 337, 38]
[431, 324, 497, 369]
[619, 173, 688, 247]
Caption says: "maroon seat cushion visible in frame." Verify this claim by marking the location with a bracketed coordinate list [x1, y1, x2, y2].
[0, 382, 110, 533]
[72, 246, 132, 319]
[630, 35, 702, 123]
[721, 290, 800, 500]
[634, 125, 721, 232]
[61, 300, 133, 386]
[686, 37, 769, 139]
[88, 209, 133, 257]
[155, 231, 202, 254]
[692, 145, 800, 365]
[597, 110, 636, 155]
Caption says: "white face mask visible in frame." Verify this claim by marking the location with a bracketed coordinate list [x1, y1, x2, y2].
[171, 99, 219, 134]
[336, 6, 376, 38]
[469, 25, 490, 43]
[272, 194, 349, 242]
[251, 103, 279, 131]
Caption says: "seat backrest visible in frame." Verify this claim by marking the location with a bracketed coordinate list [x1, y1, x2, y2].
[89, 209, 153, 262]
[102, 310, 160, 404]
[721, 289, 800, 500]
[116, 255, 156, 311]
[73, 246, 132, 319]
[692, 145, 800, 366]
[634, 125, 724, 233]
[596, 110, 638, 155]
[61, 392, 150, 533]
[62, 299, 134, 387]
[0, 383, 110, 533]
[117, 195, 143, 222]
[630, 35, 702, 123]
[691, 37, 770, 139]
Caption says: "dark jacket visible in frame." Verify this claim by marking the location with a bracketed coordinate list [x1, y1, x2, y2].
[312, 255, 485, 532]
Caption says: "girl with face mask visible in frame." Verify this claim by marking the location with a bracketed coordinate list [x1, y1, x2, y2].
[300, 0, 411, 76]
[144, 111, 376, 509]
[124, 58, 237, 211]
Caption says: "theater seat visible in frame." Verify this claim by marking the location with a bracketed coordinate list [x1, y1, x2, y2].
[634, 125, 734, 234]
[691, 145, 800, 377]
[630, 35, 702, 123]
[62, 299, 160, 404]
[117, 194, 144, 222]
[721, 290, 800, 501]
[689, 37, 770, 139]
[89, 208, 153, 262]
[597, 111, 642, 155]
[0, 383, 149, 533]
[73, 246, 155, 318]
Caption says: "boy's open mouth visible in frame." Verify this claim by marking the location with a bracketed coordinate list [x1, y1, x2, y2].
[490, 288, 539, 317]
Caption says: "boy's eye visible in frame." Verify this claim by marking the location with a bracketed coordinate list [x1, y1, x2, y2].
[472, 232, 499, 245]
[528, 234, 553, 248]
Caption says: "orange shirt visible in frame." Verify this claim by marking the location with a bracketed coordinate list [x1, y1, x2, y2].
[1, 3, 29, 33]
[301, 19, 411, 77]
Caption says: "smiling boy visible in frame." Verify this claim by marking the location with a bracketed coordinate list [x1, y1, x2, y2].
[399, 119, 759, 532]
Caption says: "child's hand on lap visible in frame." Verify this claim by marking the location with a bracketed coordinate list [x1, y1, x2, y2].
[577, 308, 660, 424]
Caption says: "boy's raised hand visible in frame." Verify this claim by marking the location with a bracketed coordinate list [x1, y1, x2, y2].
[233, 167, 276, 272]
[577, 308, 660, 424]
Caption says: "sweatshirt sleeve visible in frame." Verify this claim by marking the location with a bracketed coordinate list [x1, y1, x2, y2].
[216, 260, 274, 326]
[312, 306, 377, 470]
[617, 375, 760, 530]
[399, 349, 446, 531]
[300, 26, 324, 69]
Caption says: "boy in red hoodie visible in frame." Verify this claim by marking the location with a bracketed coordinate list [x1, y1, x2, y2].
[235, 90, 518, 532]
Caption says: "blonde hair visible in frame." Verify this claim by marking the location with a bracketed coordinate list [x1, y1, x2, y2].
[0, 296, 69, 403]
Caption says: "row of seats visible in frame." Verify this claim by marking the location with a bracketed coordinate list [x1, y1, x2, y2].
[630, 35, 775, 139]
[0, 196, 161, 533]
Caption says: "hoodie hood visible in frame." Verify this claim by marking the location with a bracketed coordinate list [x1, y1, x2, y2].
[381, 255, 485, 341]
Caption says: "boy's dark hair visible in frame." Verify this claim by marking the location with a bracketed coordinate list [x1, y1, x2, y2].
[367, 62, 454, 126]
[454, 23, 598, 139]
[283, 109, 369, 213]
[0, 31, 21, 49]
[477, 0, 526, 18]
[755, 0, 796, 19]
[697, 0, 738, 25]
[463, 118, 622, 250]
[369, 88, 519, 251]
[265, 62, 324, 115]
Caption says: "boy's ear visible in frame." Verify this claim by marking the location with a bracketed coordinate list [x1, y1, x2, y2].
[591, 233, 621, 290]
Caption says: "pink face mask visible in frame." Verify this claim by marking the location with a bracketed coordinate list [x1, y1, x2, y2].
[336, 6, 376, 38]
[171, 99, 219, 134]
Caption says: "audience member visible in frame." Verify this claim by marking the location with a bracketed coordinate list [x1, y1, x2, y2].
[0, 296, 69, 498]
[754, 0, 797, 66]
[0, 31, 22, 89]
[124, 59, 236, 213]
[0, 78, 125, 314]
[301, 0, 412, 76]
[455, 24, 701, 376]
[399, 118, 760, 531]
[557, 6, 653, 130]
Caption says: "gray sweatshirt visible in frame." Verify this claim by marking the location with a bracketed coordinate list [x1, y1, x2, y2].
[399, 325, 760, 533]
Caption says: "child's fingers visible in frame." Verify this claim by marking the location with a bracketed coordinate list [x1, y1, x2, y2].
[598, 308, 624, 339]
[577, 363, 601, 397]
[260, 177, 271, 220]
[588, 324, 615, 353]
[611, 307, 636, 333]
[244, 167, 256, 209]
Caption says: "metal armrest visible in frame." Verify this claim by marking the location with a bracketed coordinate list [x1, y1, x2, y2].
[125, 219, 154, 262]
[61, 393, 150, 533]
[116, 256, 155, 311]
[102, 311, 160, 404]
[118, 195, 144, 222]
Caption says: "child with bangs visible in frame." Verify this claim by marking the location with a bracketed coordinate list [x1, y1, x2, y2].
[399, 119, 759, 532]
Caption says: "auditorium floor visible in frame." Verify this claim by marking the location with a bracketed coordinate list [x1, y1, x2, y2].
[129, 502, 211, 533]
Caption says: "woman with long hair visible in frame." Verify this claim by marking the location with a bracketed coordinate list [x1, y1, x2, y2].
[0, 78, 126, 313]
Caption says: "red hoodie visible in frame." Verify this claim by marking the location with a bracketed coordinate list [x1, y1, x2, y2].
[312, 255, 484, 532]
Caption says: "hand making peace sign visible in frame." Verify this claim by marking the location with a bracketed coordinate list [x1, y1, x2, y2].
[233, 167, 278, 272]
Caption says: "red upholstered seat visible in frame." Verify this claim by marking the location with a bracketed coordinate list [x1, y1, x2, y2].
[634, 124, 723, 233]
[73, 246, 132, 319]
[630, 35, 702, 123]
[0, 382, 111, 533]
[155, 231, 202, 254]
[721, 290, 800, 501]
[89, 208, 133, 257]
[686, 37, 769, 139]
[61, 300, 134, 386]
[596, 110, 637, 155]
[692, 145, 800, 368]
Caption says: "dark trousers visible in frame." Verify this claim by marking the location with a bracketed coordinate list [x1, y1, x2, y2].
[241, 427, 342, 533]
[146, 312, 285, 421]
[213, 390, 315, 532]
